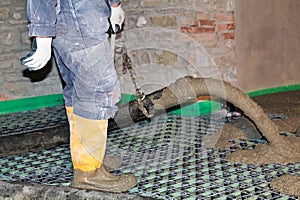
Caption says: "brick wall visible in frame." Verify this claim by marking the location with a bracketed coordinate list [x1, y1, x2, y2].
[0, 0, 236, 100]
[0, 0, 63, 101]
[119, 0, 236, 94]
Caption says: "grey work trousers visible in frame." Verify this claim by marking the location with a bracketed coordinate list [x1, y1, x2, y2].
[52, 0, 120, 120]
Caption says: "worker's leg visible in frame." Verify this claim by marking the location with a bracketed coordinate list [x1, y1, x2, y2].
[52, 0, 137, 192]
[65, 107, 136, 192]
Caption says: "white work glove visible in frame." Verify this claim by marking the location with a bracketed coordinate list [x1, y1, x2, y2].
[20, 37, 52, 71]
[110, 5, 125, 33]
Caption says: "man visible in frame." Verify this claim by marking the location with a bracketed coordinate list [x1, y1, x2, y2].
[21, 0, 137, 193]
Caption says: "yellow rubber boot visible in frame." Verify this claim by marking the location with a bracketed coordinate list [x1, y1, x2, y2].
[66, 107, 122, 170]
[65, 107, 137, 193]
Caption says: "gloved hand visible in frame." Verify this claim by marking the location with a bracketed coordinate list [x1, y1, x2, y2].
[20, 37, 52, 71]
[110, 4, 125, 33]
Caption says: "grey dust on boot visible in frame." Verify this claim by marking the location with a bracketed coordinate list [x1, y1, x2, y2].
[103, 155, 122, 171]
[71, 165, 137, 193]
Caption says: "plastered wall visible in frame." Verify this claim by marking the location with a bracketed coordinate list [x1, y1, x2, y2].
[234, 0, 300, 92]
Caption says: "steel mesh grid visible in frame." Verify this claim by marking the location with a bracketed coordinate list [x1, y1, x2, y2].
[0, 112, 299, 199]
[0, 105, 67, 136]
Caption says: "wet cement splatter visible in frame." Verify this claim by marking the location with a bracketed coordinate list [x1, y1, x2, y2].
[270, 175, 300, 198]
[227, 90, 300, 165]
[222, 90, 300, 197]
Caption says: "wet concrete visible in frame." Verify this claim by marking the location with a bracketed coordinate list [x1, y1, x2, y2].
[224, 90, 300, 197]
[270, 175, 300, 198]
[149, 76, 281, 145]
[227, 90, 300, 165]
[0, 180, 152, 200]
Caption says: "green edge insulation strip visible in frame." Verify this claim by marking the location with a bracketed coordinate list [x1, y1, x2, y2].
[0, 83, 299, 115]
[247, 83, 300, 98]
[0, 94, 64, 115]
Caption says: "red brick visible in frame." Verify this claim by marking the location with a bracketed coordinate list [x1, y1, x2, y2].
[199, 27, 215, 33]
[215, 13, 234, 21]
[222, 32, 234, 39]
[217, 23, 235, 31]
[180, 26, 189, 33]
[189, 27, 200, 34]
[181, 26, 215, 34]
[228, 23, 235, 30]
[199, 19, 216, 26]
[0, 92, 12, 101]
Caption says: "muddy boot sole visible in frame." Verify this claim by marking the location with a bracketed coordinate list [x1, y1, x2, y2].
[71, 174, 137, 193]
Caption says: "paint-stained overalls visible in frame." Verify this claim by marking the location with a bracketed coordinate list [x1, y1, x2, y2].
[27, 0, 121, 120]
